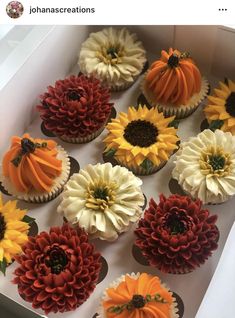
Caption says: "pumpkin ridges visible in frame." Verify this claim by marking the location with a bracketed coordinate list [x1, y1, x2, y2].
[162, 69, 178, 103]
[153, 68, 172, 99]
[180, 63, 194, 97]
[180, 69, 189, 104]
[170, 67, 182, 105]
[191, 64, 201, 92]
[157, 69, 174, 102]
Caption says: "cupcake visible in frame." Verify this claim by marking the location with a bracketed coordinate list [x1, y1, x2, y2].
[78, 27, 147, 91]
[172, 129, 235, 204]
[37, 74, 113, 143]
[103, 105, 179, 175]
[135, 194, 219, 274]
[97, 272, 179, 318]
[0, 134, 70, 203]
[58, 162, 144, 241]
[142, 48, 209, 119]
[0, 194, 31, 275]
[13, 223, 101, 314]
[204, 79, 235, 134]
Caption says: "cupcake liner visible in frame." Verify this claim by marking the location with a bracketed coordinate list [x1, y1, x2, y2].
[141, 73, 209, 119]
[97, 273, 179, 318]
[0, 146, 70, 203]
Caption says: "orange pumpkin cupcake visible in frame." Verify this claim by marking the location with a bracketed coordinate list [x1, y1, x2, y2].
[142, 48, 209, 119]
[97, 273, 179, 318]
[0, 134, 70, 203]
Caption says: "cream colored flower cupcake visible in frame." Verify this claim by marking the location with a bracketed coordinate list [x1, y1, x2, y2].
[172, 129, 235, 204]
[57, 163, 144, 241]
[78, 27, 146, 91]
[97, 272, 179, 318]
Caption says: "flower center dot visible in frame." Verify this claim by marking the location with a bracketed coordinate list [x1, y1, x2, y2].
[131, 295, 146, 308]
[163, 210, 191, 235]
[168, 54, 179, 68]
[67, 89, 81, 101]
[106, 47, 118, 59]
[124, 120, 158, 147]
[45, 246, 68, 275]
[225, 92, 235, 117]
[93, 188, 109, 201]
[209, 155, 225, 171]
[0, 213, 6, 241]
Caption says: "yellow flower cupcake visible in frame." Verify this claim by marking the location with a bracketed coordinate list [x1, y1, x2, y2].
[0, 194, 30, 275]
[204, 80, 235, 134]
[103, 105, 179, 175]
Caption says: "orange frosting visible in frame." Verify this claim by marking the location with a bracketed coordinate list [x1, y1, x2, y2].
[2, 134, 62, 193]
[103, 273, 174, 318]
[146, 48, 201, 106]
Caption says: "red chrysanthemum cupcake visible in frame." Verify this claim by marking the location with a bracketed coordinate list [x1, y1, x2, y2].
[13, 224, 101, 314]
[135, 194, 219, 274]
[37, 74, 113, 143]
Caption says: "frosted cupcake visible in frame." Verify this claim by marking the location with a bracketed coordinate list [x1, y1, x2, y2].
[97, 272, 179, 318]
[142, 48, 209, 119]
[0, 194, 31, 275]
[103, 105, 179, 175]
[58, 163, 144, 241]
[172, 129, 235, 204]
[78, 27, 147, 91]
[135, 194, 219, 274]
[0, 134, 70, 203]
[37, 74, 113, 143]
[204, 79, 235, 134]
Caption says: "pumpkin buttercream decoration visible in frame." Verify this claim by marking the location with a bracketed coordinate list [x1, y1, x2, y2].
[37, 74, 113, 143]
[13, 223, 101, 314]
[142, 48, 209, 118]
[0, 134, 70, 202]
[103, 105, 179, 175]
[204, 80, 235, 134]
[97, 272, 179, 318]
[135, 194, 219, 274]
[0, 194, 32, 275]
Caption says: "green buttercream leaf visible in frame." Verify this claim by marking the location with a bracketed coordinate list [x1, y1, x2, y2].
[0, 258, 7, 276]
[104, 148, 116, 157]
[140, 158, 154, 171]
[22, 215, 35, 224]
[209, 120, 224, 132]
[168, 119, 180, 129]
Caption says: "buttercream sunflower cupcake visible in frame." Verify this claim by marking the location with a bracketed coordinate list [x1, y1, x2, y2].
[204, 79, 235, 134]
[142, 48, 209, 119]
[13, 223, 101, 314]
[97, 272, 179, 318]
[172, 129, 235, 204]
[0, 194, 31, 275]
[58, 162, 144, 241]
[0, 134, 70, 203]
[37, 74, 113, 143]
[103, 105, 179, 175]
[78, 27, 147, 91]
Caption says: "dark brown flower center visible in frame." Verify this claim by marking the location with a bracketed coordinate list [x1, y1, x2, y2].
[107, 47, 118, 59]
[67, 89, 82, 101]
[163, 210, 192, 235]
[0, 213, 6, 241]
[93, 188, 109, 201]
[209, 155, 225, 171]
[225, 92, 235, 117]
[131, 295, 146, 308]
[45, 246, 68, 274]
[124, 120, 158, 147]
[168, 54, 179, 68]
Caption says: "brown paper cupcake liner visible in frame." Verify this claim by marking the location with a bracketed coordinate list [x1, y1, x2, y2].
[141, 73, 209, 119]
[0, 146, 70, 203]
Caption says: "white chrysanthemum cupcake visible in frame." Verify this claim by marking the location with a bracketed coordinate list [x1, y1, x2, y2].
[78, 27, 147, 91]
[97, 272, 179, 318]
[172, 129, 235, 204]
[57, 163, 144, 240]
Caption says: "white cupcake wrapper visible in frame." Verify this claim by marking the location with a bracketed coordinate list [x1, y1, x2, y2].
[0, 145, 70, 203]
[141, 73, 209, 119]
[96, 272, 179, 318]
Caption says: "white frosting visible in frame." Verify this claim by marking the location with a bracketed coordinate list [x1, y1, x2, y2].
[57, 162, 144, 240]
[172, 129, 235, 204]
[78, 27, 146, 89]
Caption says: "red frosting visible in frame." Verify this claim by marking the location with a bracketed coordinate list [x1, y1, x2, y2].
[13, 224, 101, 314]
[37, 75, 113, 138]
[135, 194, 219, 274]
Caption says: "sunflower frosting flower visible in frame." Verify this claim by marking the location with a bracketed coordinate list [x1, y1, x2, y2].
[57, 163, 144, 241]
[78, 27, 146, 90]
[97, 273, 179, 318]
[172, 129, 235, 204]
[0, 195, 30, 274]
[104, 105, 179, 174]
[204, 80, 235, 134]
